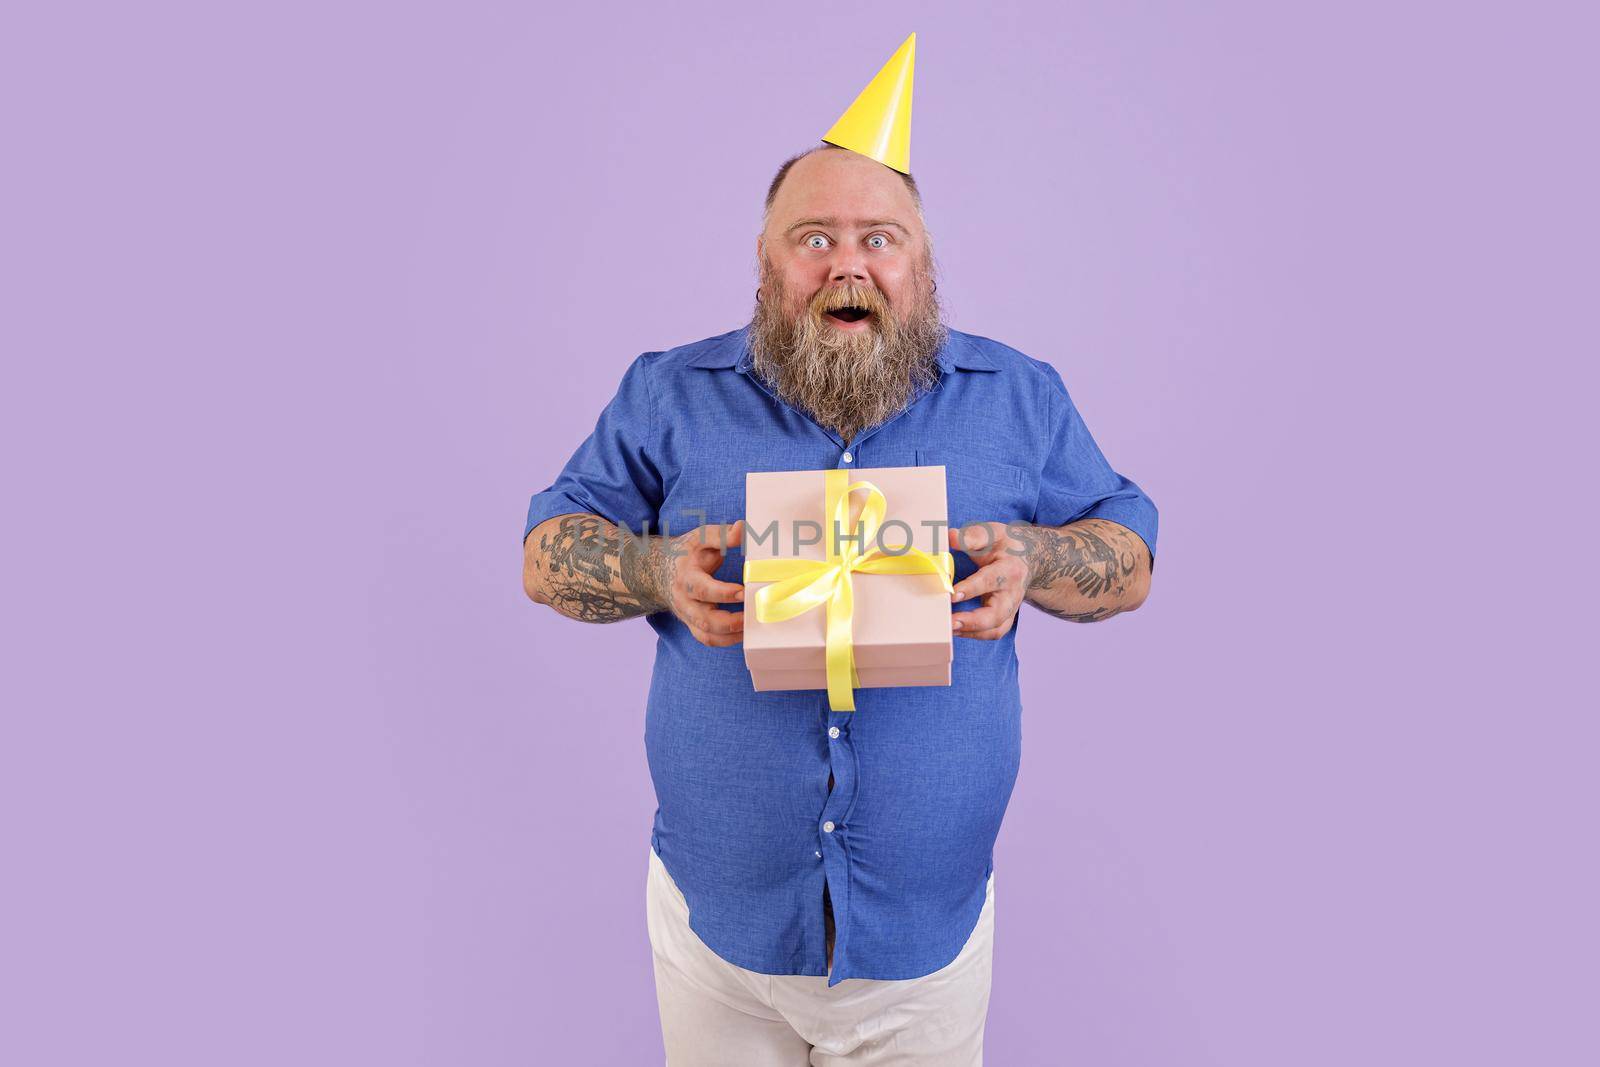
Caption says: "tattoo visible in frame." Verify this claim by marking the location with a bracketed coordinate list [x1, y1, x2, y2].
[620, 531, 672, 613]
[1037, 605, 1124, 623]
[1011, 519, 1145, 623]
[538, 517, 669, 622]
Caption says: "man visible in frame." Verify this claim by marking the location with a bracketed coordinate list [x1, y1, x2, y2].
[522, 39, 1157, 1067]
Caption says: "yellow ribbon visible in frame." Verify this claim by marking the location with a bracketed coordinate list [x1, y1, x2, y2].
[743, 469, 954, 711]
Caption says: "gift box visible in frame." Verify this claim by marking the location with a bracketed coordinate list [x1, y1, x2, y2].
[742, 465, 954, 710]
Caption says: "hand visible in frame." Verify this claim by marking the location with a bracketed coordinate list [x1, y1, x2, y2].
[948, 522, 1030, 640]
[658, 520, 746, 647]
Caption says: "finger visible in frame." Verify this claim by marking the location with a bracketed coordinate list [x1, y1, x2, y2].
[950, 561, 1021, 604]
[956, 620, 1013, 641]
[681, 593, 745, 628]
[682, 568, 745, 604]
[952, 598, 1016, 634]
[689, 622, 743, 648]
[949, 523, 1006, 563]
[682, 602, 744, 635]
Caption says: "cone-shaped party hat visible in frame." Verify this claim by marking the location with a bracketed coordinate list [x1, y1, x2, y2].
[821, 33, 916, 174]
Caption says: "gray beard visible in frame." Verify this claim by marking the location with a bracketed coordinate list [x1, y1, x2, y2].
[748, 270, 946, 445]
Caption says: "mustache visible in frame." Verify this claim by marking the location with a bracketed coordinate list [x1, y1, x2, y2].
[809, 282, 892, 322]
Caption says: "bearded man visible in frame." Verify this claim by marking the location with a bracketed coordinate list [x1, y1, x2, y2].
[521, 143, 1157, 1064]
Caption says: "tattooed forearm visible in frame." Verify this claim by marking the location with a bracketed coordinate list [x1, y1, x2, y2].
[1010, 519, 1151, 623]
[523, 513, 670, 623]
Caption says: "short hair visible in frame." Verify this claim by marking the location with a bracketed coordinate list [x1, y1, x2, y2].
[762, 143, 925, 224]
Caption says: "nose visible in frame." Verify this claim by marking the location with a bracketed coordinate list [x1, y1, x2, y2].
[828, 246, 870, 286]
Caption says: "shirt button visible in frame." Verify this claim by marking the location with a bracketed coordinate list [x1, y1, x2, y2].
[841, 451, 853, 463]
[828, 726, 840, 739]
[822, 821, 836, 833]
[815, 850, 822, 858]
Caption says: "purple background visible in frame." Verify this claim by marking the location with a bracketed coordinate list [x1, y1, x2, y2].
[7, 2, 1595, 1064]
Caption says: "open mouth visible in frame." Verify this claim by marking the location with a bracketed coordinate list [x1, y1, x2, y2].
[826, 306, 872, 324]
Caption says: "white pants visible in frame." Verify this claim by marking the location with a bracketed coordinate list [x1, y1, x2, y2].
[646, 845, 995, 1066]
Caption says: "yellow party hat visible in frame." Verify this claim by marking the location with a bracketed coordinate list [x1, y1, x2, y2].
[821, 33, 916, 174]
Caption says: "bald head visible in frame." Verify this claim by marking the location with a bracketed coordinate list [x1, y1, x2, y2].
[763, 144, 925, 227]
[761, 144, 926, 238]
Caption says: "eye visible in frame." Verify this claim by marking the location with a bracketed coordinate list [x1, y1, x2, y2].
[865, 232, 890, 250]
[804, 233, 830, 250]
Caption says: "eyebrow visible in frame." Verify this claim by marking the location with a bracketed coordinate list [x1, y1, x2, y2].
[784, 217, 911, 236]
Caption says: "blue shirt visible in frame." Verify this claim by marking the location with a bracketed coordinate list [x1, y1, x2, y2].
[524, 325, 1157, 986]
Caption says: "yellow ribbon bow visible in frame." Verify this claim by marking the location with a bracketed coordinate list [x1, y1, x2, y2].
[743, 469, 954, 711]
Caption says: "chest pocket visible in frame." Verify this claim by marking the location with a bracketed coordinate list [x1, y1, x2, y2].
[660, 458, 749, 589]
[914, 447, 1034, 527]
[663, 457, 746, 535]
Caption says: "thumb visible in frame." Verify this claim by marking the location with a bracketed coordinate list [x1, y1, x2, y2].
[950, 522, 1001, 560]
[693, 520, 744, 559]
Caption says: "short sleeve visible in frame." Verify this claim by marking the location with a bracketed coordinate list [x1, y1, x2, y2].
[523, 353, 665, 542]
[1033, 364, 1159, 568]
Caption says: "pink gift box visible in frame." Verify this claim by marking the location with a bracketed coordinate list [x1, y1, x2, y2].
[742, 465, 954, 696]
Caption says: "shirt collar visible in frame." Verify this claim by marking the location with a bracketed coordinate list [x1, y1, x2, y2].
[686, 325, 998, 373]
